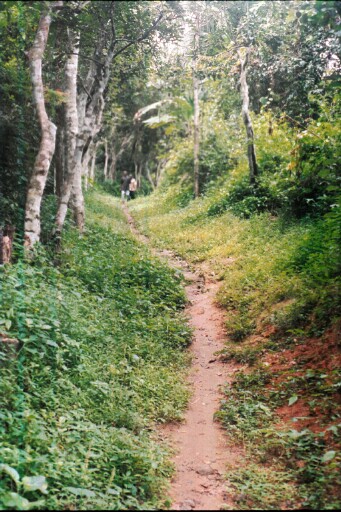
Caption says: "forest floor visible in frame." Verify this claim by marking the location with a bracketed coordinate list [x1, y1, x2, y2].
[124, 203, 242, 510]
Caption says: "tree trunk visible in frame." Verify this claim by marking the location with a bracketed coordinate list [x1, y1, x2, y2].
[55, 28, 80, 233]
[134, 162, 143, 188]
[55, 105, 66, 197]
[238, 48, 258, 185]
[24, 6, 58, 248]
[155, 159, 164, 187]
[103, 139, 109, 180]
[146, 162, 155, 190]
[82, 140, 96, 190]
[70, 93, 104, 230]
[108, 152, 117, 181]
[89, 142, 98, 183]
[193, 14, 200, 198]
[70, 140, 85, 230]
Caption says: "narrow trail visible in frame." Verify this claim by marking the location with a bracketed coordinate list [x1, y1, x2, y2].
[123, 204, 242, 511]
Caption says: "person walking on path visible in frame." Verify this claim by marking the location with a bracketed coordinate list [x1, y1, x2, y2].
[129, 177, 137, 200]
[120, 171, 131, 202]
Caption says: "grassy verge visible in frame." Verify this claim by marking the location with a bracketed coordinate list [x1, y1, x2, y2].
[0, 191, 191, 510]
[130, 187, 340, 510]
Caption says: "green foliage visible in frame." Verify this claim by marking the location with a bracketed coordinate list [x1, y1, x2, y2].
[203, 100, 340, 221]
[0, 2, 37, 229]
[199, 133, 235, 192]
[283, 201, 341, 327]
[219, 343, 267, 366]
[226, 463, 297, 510]
[131, 180, 339, 342]
[290, 202, 341, 281]
[216, 369, 273, 438]
[207, 176, 281, 219]
[217, 364, 341, 510]
[98, 180, 121, 197]
[0, 191, 191, 510]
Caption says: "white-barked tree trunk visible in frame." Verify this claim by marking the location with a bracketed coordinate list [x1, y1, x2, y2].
[55, 27, 80, 234]
[24, 4, 60, 248]
[193, 13, 200, 198]
[238, 48, 258, 185]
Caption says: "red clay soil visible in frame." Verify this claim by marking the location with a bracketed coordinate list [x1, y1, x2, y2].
[124, 205, 242, 511]
[264, 323, 341, 433]
[264, 325, 341, 374]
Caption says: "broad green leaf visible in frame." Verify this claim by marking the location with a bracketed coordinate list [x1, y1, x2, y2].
[22, 475, 48, 494]
[143, 114, 175, 128]
[107, 488, 120, 496]
[46, 340, 58, 347]
[327, 425, 338, 435]
[2, 492, 30, 510]
[0, 464, 20, 483]
[136, 99, 173, 118]
[321, 450, 336, 463]
[288, 395, 298, 406]
[258, 403, 272, 415]
[65, 487, 96, 498]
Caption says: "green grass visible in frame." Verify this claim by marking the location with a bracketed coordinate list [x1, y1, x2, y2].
[0, 190, 191, 510]
[225, 463, 298, 510]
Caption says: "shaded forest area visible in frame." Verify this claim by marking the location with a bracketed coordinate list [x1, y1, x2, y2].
[0, 0, 340, 510]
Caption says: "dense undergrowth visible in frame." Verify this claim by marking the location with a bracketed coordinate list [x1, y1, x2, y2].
[0, 191, 191, 510]
[130, 167, 341, 509]
[131, 184, 340, 342]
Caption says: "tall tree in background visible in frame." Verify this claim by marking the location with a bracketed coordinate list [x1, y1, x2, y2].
[193, 12, 200, 197]
[238, 48, 258, 185]
[54, 1, 167, 233]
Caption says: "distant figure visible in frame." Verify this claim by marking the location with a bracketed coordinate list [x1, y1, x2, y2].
[120, 171, 131, 202]
[129, 177, 137, 200]
[0, 226, 14, 264]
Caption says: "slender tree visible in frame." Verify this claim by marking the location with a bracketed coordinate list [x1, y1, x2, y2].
[103, 139, 109, 180]
[89, 141, 99, 184]
[24, 1, 62, 248]
[55, 26, 80, 234]
[54, 104, 66, 198]
[238, 48, 258, 185]
[193, 13, 200, 198]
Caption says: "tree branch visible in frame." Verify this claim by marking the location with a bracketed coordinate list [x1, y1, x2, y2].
[110, 2, 116, 42]
[78, 75, 92, 99]
[113, 11, 164, 59]
[282, 113, 324, 140]
[67, 52, 103, 66]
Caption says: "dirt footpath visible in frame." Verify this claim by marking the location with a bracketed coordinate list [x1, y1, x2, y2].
[124, 205, 242, 510]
